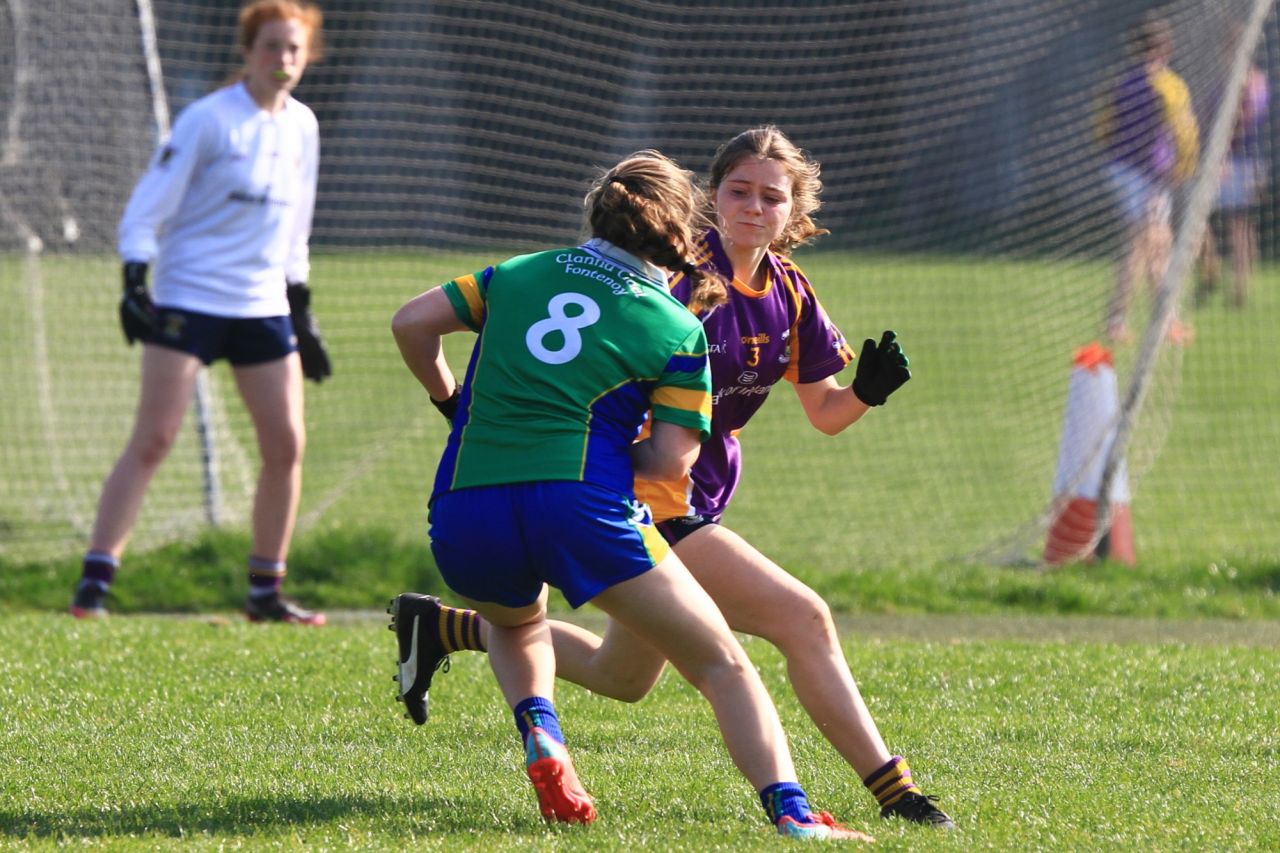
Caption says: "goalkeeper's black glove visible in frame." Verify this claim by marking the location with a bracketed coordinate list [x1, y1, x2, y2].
[851, 330, 911, 406]
[119, 261, 157, 346]
[430, 388, 460, 423]
[287, 282, 332, 383]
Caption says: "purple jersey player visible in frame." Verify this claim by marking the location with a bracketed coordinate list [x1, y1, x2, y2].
[1099, 13, 1199, 344]
[634, 226, 855, 527]
[391, 150, 875, 840]
[402, 128, 954, 830]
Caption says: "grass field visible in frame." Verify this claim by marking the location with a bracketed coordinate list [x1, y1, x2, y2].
[2, 248, 1278, 849]
[2, 610, 1277, 851]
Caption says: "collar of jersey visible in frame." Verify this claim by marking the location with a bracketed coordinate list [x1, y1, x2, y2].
[236, 78, 291, 117]
[581, 238, 665, 285]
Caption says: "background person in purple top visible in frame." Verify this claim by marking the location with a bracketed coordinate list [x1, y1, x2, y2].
[1198, 44, 1269, 309]
[1097, 13, 1200, 344]
[403, 126, 955, 829]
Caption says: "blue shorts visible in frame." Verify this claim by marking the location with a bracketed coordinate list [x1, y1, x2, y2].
[429, 481, 670, 609]
[150, 306, 296, 367]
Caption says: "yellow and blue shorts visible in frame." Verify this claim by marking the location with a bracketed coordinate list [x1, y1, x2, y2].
[429, 481, 669, 608]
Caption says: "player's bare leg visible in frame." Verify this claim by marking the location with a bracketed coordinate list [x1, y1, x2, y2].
[1141, 215, 1193, 344]
[589, 553, 797, 790]
[1195, 225, 1220, 305]
[464, 587, 595, 824]
[233, 354, 322, 624]
[72, 346, 201, 618]
[1105, 229, 1143, 343]
[676, 525, 891, 776]
[234, 354, 305, 562]
[1228, 211, 1254, 307]
[676, 525, 955, 828]
[544, 616, 667, 702]
[467, 528, 951, 828]
[90, 345, 203, 555]
[589, 554, 873, 839]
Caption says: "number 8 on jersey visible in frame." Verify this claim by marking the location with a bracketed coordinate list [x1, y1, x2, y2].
[526, 293, 602, 365]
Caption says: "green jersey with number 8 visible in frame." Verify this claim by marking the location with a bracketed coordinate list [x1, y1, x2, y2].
[431, 238, 712, 501]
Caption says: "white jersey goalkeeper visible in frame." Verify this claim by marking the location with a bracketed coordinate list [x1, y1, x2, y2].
[118, 73, 318, 319]
[71, 0, 330, 625]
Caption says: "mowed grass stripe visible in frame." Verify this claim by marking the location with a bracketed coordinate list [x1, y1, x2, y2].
[2, 613, 1277, 850]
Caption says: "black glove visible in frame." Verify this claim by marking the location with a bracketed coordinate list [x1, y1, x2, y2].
[286, 282, 332, 383]
[119, 261, 156, 345]
[851, 330, 911, 406]
[430, 388, 460, 423]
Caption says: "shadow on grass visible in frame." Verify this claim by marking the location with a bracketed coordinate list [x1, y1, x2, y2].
[0, 792, 495, 839]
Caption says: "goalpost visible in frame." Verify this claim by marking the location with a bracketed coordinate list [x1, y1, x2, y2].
[2, 0, 1276, 569]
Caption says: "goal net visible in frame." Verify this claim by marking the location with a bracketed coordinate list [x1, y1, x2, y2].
[2, 0, 1276, 570]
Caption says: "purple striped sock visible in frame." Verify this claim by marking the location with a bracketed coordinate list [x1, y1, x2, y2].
[81, 551, 119, 590]
[247, 556, 285, 598]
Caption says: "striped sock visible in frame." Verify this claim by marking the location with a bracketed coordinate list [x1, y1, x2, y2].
[513, 696, 564, 746]
[863, 755, 922, 810]
[759, 781, 813, 826]
[438, 605, 486, 652]
[80, 551, 118, 592]
[247, 556, 285, 599]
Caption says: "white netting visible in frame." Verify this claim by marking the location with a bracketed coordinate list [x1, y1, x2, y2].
[2, 0, 1277, 567]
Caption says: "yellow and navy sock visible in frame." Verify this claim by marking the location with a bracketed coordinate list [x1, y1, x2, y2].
[514, 696, 564, 745]
[439, 605, 486, 652]
[760, 781, 813, 826]
[79, 550, 118, 592]
[863, 755, 921, 810]
[247, 556, 285, 599]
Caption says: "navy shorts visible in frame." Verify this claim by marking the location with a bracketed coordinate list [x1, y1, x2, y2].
[429, 481, 670, 609]
[656, 513, 720, 545]
[150, 306, 296, 367]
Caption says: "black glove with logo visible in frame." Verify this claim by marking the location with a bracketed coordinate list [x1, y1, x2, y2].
[287, 282, 332, 383]
[851, 330, 911, 406]
[119, 261, 157, 345]
[430, 388, 460, 423]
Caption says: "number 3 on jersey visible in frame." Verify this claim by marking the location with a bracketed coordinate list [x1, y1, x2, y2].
[526, 293, 601, 364]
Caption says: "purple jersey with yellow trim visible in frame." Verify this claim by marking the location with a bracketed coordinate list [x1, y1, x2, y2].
[1102, 63, 1198, 183]
[635, 229, 853, 522]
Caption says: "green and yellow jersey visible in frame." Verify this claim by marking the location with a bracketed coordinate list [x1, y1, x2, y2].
[431, 238, 711, 500]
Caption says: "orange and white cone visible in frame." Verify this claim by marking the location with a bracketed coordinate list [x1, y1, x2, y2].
[1043, 342, 1135, 566]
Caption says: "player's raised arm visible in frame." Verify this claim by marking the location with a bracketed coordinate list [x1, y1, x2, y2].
[391, 285, 467, 411]
[795, 329, 911, 435]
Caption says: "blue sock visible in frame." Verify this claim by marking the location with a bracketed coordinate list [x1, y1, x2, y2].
[760, 781, 813, 825]
[513, 696, 564, 745]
